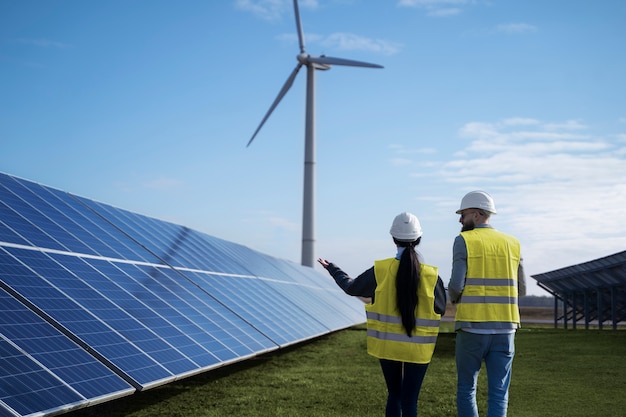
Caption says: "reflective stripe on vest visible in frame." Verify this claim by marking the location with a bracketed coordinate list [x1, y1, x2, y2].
[366, 329, 438, 345]
[366, 311, 441, 329]
[365, 258, 441, 364]
[455, 228, 521, 327]
[366, 311, 439, 344]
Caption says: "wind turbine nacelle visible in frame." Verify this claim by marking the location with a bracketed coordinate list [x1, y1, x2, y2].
[297, 53, 331, 70]
[312, 62, 331, 70]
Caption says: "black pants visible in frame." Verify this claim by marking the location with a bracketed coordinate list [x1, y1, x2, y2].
[379, 359, 429, 417]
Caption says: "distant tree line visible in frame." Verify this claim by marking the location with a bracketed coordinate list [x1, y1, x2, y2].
[519, 295, 559, 307]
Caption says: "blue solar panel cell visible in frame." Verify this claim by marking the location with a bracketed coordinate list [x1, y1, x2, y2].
[0, 209, 32, 248]
[38, 253, 203, 377]
[204, 239, 292, 279]
[185, 271, 329, 347]
[76, 198, 191, 265]
[117, 263, 277, 360]
[16, 181, 130, 260]
[0, 247, 173, 387]
[13, 177, 163, 264]
[81, 197, 258, 274]
[70, 259, 223, 370]
[269, 281, 361, 332]
[0, 288, 133, 402]
[0, 194, 67, 251]
[0, 179, 97, 256]
[0, 339, 85, 417]
[288, 264, 366, 323]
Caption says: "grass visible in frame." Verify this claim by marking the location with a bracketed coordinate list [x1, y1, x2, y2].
[67, 320, 626, 417]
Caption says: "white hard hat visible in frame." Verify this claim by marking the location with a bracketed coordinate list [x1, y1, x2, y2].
[456, 190, 497, 214]
[390, 212, 423, 241]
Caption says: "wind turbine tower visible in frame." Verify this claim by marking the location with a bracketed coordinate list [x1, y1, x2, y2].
[247, 0, 383, 267]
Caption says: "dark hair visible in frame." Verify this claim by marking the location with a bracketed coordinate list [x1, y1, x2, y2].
[394, 237, 421, 337]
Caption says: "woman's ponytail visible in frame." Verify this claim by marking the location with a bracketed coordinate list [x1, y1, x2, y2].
[395, 238, 421, 337]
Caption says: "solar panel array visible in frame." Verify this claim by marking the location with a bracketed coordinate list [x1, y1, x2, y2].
[0, 172, 365, 417]
[532, 251, 626, 328]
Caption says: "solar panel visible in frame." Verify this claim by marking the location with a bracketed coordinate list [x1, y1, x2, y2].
[0, 285, 133, 417]
[0, 172, 365, 417]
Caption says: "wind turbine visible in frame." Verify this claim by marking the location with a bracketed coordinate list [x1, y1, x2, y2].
[246, 0, 383, 268]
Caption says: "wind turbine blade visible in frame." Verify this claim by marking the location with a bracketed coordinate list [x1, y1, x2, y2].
[308, 55, 383, 69]
[247, 63, 303, 147]
[293, 0, 306, 53]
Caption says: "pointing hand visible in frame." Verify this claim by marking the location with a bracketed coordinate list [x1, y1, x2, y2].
[317, 258, 330, 269]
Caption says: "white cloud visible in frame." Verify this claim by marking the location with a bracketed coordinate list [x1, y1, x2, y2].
[320, 118, 624, 296]
[299, 0, 318, 8]
[235, 0, 285, 20]
[437, 118, 626, 285]
[235, 0, 318, 21]
[543, 120, 587, 131]
[427, 8, 462, 17]
[239, 1, 400, 55]
[390, 158, 413, 166]
[389, 143, 438, 158]
[321, 33, 402, 55]
[458, 120, 596, 150]
[387, 144, 438, 169]
[398, 0, 468, 16]
[398, 0, 467, 6]
[501, 117, 540, 126]
[495, 23, 538, 34]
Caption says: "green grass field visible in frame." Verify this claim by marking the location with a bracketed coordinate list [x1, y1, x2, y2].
[68, 324, 626, 417]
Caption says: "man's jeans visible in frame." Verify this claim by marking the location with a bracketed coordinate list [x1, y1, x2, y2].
[455, 331, 515, 417]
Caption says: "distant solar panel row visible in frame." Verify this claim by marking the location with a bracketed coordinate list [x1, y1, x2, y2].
[0, 172, 365, 417]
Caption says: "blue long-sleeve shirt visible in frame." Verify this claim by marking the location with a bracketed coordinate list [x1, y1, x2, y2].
[324, 248, 447, 316]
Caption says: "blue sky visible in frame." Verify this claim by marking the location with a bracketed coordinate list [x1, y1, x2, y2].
[2, 0, 625, 296]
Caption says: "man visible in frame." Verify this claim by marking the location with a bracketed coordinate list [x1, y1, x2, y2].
[448, 191, 526, 417]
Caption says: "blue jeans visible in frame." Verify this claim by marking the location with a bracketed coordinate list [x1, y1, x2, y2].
[379, 359, 429, 417]
[455, 331, 515, 417]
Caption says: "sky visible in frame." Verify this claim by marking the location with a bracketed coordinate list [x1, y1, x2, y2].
[1, 0, 625, 297]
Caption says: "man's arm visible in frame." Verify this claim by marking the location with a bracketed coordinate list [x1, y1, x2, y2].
[448, 235, 467, 304]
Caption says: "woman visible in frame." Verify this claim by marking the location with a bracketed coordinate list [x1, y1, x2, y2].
[318, 212, 446, 417]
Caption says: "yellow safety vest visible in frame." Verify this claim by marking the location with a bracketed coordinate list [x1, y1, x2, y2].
[455, 228, 521, 329]
[365, 258, 441, 364]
